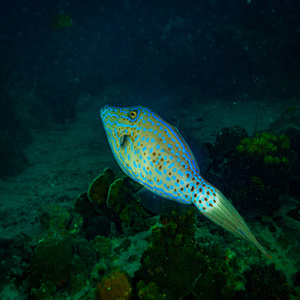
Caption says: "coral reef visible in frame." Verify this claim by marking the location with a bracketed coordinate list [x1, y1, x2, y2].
[95, 270, 132, 300]
[235, 264, 290, 300]
[88, 168, 115, 206]
[206, 128, 297, 215]
[107, 177, 136, 214]
[269, 106, 300, 201]
[136, 281, 166, 300]
[0, 234, 32, 292]
[90, 235, 114, 261]
[87, 168, 150, 234]
[236, 132, 291, 168]
[12, 159, 299, 300]
[135, 209, 236, 300]
[39, 204, 72, 235]
[135, 210, 200, 299]
[38, 203, 85, 240]
[192, 265, 233, 300]
[75, 191, 121, 240]
[234, 131, 295, 212]
[29, 237, 73, 297]
[87, 168, 138, 216]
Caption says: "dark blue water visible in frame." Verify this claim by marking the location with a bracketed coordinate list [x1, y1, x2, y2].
[1, 0, 299, 176]
[1, 0, 299, 99]
[0, 1, 299, 299]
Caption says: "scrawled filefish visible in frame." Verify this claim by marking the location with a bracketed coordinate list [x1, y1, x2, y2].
[100, 105, 271, 259]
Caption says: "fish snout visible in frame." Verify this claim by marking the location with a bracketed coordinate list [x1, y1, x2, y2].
[100, 105, 110, 114]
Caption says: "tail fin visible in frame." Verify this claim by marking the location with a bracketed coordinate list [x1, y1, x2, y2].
[199, 189, 271, 259]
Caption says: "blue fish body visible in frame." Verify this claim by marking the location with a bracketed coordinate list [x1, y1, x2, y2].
[100, 105, 271, 258]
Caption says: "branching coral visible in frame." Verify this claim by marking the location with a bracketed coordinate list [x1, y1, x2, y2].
[232, 131, 295, 212]
[236, 132, 291, 167]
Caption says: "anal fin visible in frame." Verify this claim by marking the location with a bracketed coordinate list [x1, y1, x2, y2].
[135, 187, 182, 215]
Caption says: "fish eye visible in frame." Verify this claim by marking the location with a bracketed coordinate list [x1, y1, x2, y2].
[129, 109, 138, 120]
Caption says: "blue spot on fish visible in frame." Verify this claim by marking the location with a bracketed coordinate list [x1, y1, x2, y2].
[155, 168, 162, 176]
[178, 170, 184, 176]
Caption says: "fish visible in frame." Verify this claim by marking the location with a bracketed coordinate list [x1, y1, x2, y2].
[100, 105, 271, 259]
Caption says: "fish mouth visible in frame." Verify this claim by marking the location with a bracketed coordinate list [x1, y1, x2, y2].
[100, 105, 113, 120]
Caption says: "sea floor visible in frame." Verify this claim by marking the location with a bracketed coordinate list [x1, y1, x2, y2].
[0, 89, 299, 299]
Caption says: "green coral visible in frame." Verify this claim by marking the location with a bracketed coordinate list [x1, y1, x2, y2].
[87, 169, 149, 229]
[39, 204, 83, 239]
[138, 228, 202, 298]
[30, 281, 57, 300]
[232, 131, 294, 211]
[107, 177, 135, 214]
[90, 235, 114, 260]
[39, 205, 71, 236]
[87, 167, 114, 206]
[249, 176, 265, 191]
[137, 281, 166, 300]
[135, 210, 235, 300]
[192, 265, 233, 300]
[236, 132, 290, 166]
[239, 264, 290, 300]
[69, 213, 84, 235]
[29, 237, 73, 297]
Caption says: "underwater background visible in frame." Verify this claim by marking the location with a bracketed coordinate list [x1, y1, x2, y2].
[0, 0, 300, 299]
